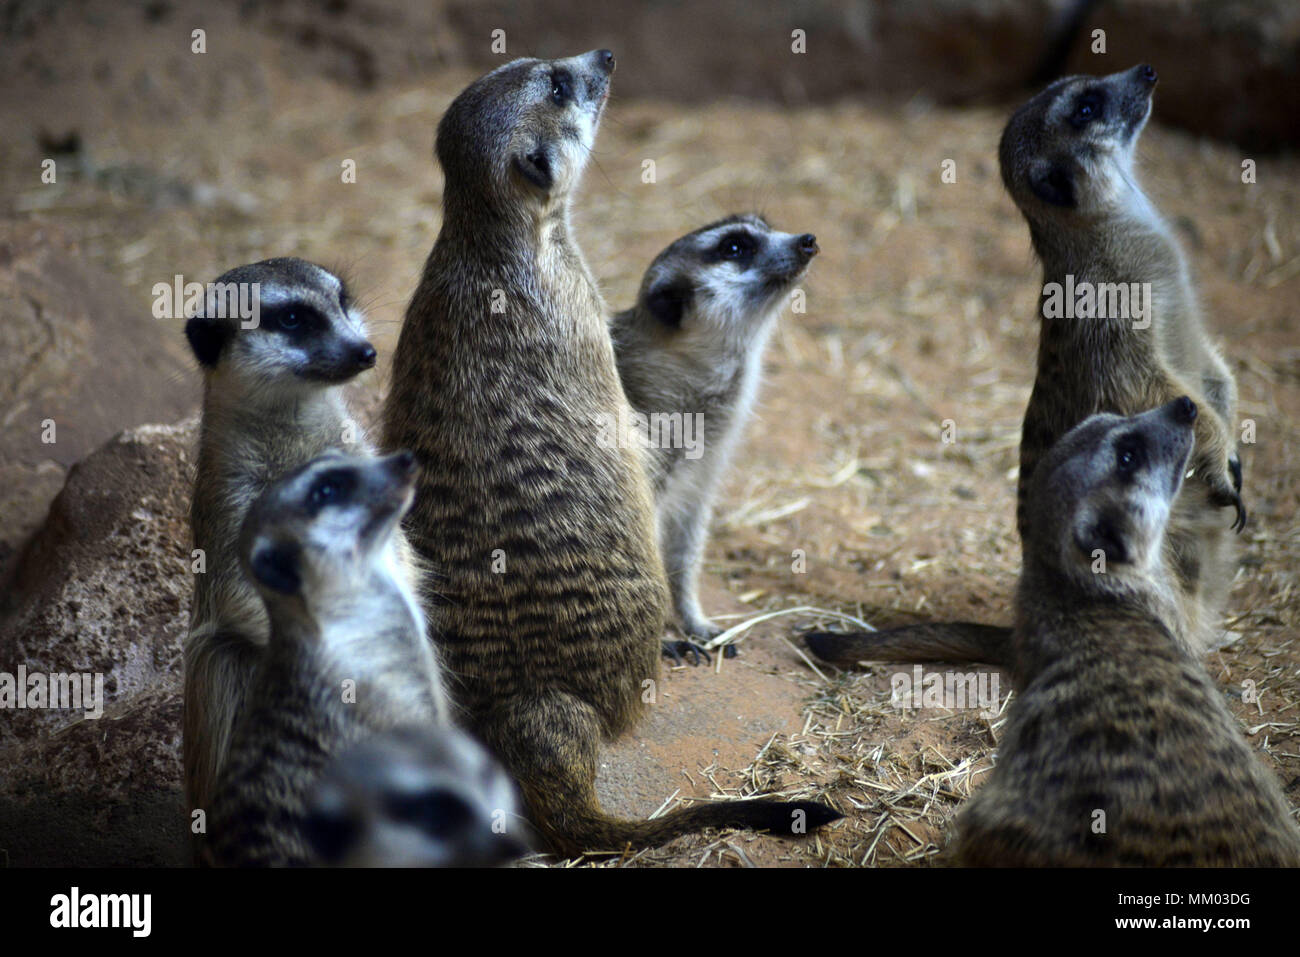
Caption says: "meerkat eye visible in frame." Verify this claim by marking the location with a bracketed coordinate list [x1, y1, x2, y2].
[716, 231, 756, 262]
[1071, 91, 1102, 127]
[310, 480, 337, 506]
[385, 789, 474, 839]
[1115, 437, 1145, 475]
[264, 305, 325, 335]
[550, 72, 573, 106]
[309, 470, 356, 509]
[264, 306, 307, 333]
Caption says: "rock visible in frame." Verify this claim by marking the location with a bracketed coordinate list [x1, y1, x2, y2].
[0, 419, 197, 866]
[0, 219, 198, 574]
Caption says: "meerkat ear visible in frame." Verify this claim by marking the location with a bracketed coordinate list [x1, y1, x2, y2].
[185, 315, 233, 368]
[1072, 509, 1129, 566]
[513, 146, 553, 192]
[250, 537, 303, 596]
[1029, 160, 1076, 208]
[645, 280, 694, 328]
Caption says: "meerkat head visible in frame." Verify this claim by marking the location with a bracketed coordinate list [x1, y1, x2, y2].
[303, 725, 530, 867]
[184, 258, 376, 398]
[635, 214, 819, 343]
[999, 64, 1158, 221]
[1024, 397, 1196, 587]
[436, 49, 616, 216]
[239, 450, 417, 618]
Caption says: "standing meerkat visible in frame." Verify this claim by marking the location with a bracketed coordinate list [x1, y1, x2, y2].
[953, 399, 1300, 866]
[183, 258, 445, 835]
[383, 52, 840, 855]
[610, 214, 819, 659]
[807, 65, 1243, 669]
[209, 452, 520, 867]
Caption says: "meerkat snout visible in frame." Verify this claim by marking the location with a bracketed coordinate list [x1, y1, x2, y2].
[587, 47, 615, 96]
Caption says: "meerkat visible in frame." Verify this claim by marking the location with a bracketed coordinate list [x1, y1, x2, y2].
[807, 65, 1244, 670]
[952, 399, 1300, 866]
[304, 725, 530, 867]
[182, 258, 445, 838]
[209, 452, 518, 867]
[383, 52, 840, 855]
[610, 215, 819, 659]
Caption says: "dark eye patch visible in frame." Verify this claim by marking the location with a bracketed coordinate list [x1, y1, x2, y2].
[550, 70, 573, 106]
[260, 303, 327, 339]
[1114, 433, 1145, 478]
[384, 789, 475, 840]
[1070, 89, 1104, 128]
[706, 229, 758, 266]
[308, 468, 358, 512]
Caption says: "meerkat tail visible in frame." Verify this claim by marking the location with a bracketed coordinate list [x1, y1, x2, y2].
[804, 623, 1012, 668]
[478, 690, 841, 856]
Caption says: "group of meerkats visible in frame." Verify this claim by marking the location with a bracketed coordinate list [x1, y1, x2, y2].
[178, 50, 1300, 866]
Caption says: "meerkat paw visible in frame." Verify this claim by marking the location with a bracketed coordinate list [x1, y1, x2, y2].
[661, 638, 712, 666]
[679, 616, 739, 659]
[1195, 451, 1247, 534]
[1207, 479, 1247, 533]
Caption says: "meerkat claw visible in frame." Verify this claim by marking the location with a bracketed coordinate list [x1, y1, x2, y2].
[1231, 494, 1247, 534]
[1228, 453, 1242, 493]
[662, 639, 712, 666]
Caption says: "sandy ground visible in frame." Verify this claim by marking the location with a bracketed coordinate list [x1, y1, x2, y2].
[3, 57, 1298, 866]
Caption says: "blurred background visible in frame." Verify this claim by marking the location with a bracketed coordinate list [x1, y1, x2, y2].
[0, 0, 1296, 867]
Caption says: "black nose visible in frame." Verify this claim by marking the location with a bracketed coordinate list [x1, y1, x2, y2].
[353, 342, 377, 369]
[596, 49, 615, 73]
[1171, 395, 1197, 424]
[798, 233, 820, 257]
[1138, 64, 1157, 85]
[391, 450, 417, 475]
